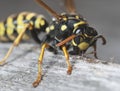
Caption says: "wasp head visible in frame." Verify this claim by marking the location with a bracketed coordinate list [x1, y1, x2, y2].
[72, 26, 98, 50]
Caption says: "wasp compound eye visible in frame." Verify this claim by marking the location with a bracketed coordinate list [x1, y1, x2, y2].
[85, 27, 98, 36]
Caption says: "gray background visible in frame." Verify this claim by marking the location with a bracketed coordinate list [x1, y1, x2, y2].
[0, 0, 120, 63]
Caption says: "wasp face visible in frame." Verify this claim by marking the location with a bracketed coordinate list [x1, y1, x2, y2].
[72, 26, 98, 51]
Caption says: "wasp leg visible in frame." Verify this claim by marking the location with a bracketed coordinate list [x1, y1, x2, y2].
[33, 43, 49, 87]
[83, 44, 98, 58]
[93, 43, 98, 59]
[62, 46, 72, 75]
[0, 24, 30, 65]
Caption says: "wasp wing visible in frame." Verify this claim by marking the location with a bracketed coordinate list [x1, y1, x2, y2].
[64, 0, 76, 14]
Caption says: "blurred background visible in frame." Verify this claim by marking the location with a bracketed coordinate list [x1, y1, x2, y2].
[0, 0, 120, 63]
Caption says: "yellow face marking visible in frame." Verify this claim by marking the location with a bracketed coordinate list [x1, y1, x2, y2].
[61, 25, 67, 31]
[84, 34, 93, 38]
[72, 39, 77, 46]
[0, 22, 5, 36]
[50, 25, 55, 30]
[6, 17, 15, 35]
[78, 42, 89, 50]
[74, 21, 86, 27]
[84, 34, 89, 37]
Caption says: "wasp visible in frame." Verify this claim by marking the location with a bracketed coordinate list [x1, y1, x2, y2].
[0, 0, 106, 87]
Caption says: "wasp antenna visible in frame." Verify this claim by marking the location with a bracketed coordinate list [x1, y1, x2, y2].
[56, 34, 76, 47]
[94, 35, 106, 45]
[64, 0, 76, 14]
[98, 35, 107, 45]
[35, 0, 61, 19]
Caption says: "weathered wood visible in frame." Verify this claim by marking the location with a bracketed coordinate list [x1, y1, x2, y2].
[0, 43, 120, 91]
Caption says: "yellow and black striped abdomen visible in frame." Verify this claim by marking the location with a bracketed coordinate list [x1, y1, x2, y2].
[0, 12, 48, 43]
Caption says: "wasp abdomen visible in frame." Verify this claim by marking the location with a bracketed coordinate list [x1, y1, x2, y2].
[0, 12, 48, 42]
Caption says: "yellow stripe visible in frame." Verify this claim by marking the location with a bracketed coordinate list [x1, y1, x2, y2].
[74, 21, 86, 27]
[72, 39, 77, 46]
[16, 13, 25, 34]
[6, 16, 15, 35]
[26, 13, 36, 21]
[84, 33, 93, 38]
[0, 22, 5, 36]
[40, 19, 45, 26]
[17, 12, 25, 25]
[16, 12, 30, 34]
[26, 13, 37, 28]
[35, 17, 42, 29]
[17, 25, 25, 34]
[73, 25, 79, 33]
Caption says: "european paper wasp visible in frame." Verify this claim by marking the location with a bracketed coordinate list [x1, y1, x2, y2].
[0, 0, 106, 87]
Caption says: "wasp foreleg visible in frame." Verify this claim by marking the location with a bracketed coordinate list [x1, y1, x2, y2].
[33, 43, 49, 87]
[62, 46, 72, 75]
